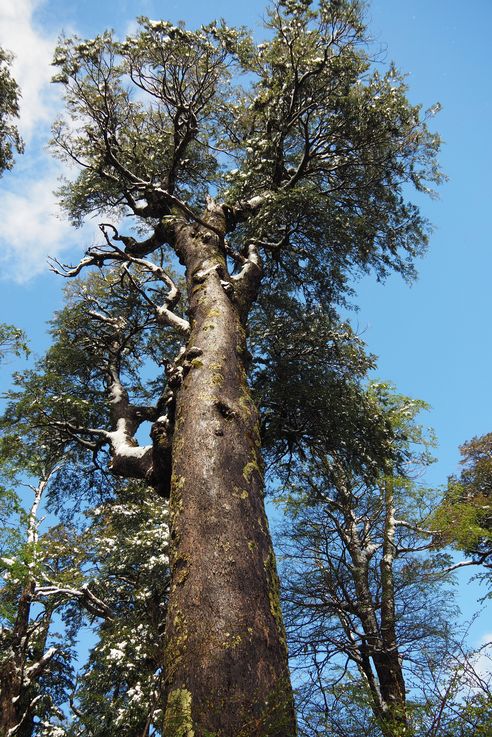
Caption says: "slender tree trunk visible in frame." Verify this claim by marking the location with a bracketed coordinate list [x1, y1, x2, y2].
[341, 477, 407, 737]
[163, 212, 296, 737]
[377, 478, 407, 737]
[371, 653, 407, 737]
[0, 476, 47, 737]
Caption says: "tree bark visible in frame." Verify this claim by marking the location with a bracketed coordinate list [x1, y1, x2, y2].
[0, 636, 23, 737]
[0, 581, 38, 737]
[376, 477, 407, 737]
[162, 212, 297, 737]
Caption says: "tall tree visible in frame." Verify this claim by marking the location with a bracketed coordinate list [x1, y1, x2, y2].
[45, 1, 442, 733]
[279, 386, 455, 737]
[0, 48, 23, 176]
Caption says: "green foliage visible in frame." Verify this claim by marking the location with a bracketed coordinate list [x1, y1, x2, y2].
[250, 298, 396, 481]
[223, 0, 443, 300]
[51, 20, 245, 224]
[0, 267, 180, 509]
[432, 433, 492, 581]
[0, 484, 24, 556]
[433, 481, 492, 551]
[50, 1, 441, 309]
[0, 322, 30, 361]
[0, 47, 24, 175]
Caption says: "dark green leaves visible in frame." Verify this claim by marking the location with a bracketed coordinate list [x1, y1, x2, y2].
[0, 48, 24, 176]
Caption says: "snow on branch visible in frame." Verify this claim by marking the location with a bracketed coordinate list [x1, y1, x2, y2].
[23, 647, 58, 684]
[120, 257, 190, 336]
[35, 584, 113, 620]
[231, 243, 262, 318]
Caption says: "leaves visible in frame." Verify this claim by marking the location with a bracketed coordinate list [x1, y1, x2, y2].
[0, 323, 30, 362]
[0, 47, 24, 175]
[432, 433, 492, 570]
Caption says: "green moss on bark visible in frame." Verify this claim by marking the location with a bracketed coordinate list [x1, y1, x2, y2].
[164, 688, 195, 737]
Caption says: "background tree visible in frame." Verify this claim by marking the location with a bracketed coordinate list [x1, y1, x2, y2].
[0, 459, 170, 737]
[279, 386, 459, 737]
[0, 48, 23, 176]
[35, 0, 443, 732]
[0, 325, 29, 362]
[432, 433, 492, 585]
[0, 463, 75, 737]
[417, 640, 492, 737]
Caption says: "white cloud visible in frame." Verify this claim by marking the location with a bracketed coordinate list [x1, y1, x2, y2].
[473, 632, 492, 681]
[0, 170, 95, 283]
[0, 0, 87, 282]
[0, 0, 59, 140]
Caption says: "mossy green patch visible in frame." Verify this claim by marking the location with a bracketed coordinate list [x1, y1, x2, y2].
[239, 394, 253, 416]
[243, 459, 262, 483]
[164, 688, 195, 737]
[264, 550, 288, 648]
[211, 372, 224, 386]
[222, 631, 243, 649]
[164, 608, 188, 678]
[172, 474, 186, 492]
[169, 476, 185, 532]
[232, 486, 249, 500]
[173, 554, 190, 586]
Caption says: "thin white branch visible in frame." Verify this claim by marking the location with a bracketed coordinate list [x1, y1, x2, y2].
[35, 583, 113, 620]
[394, 518, 437, 536]
[155, 304, 190, 335]
[438, 558, 488, 575]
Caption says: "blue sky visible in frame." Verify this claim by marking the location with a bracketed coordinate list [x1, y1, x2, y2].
[1, 0, 491, 654]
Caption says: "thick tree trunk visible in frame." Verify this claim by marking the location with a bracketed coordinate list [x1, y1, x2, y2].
[0, 583, 33, 737]
[162, 215, 296, 737]
[371, 653, 407, 737]
[0, 656, 21, 737]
